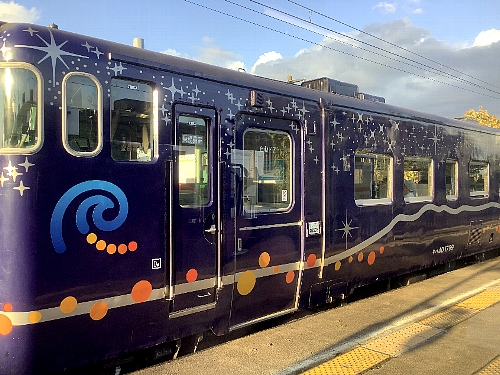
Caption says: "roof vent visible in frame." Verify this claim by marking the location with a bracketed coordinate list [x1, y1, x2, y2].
[133, 38, 144, 49]
[49, 23, 58, 29]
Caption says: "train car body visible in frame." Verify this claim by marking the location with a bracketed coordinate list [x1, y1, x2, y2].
[0, 22, 499, 374]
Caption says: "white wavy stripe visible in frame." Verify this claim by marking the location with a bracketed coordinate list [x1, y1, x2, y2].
[324, 202, 500, 266]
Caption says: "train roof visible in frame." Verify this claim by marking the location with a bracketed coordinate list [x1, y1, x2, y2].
[2, 21, 499, 136]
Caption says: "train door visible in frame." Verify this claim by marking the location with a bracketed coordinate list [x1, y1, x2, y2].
[169, 104, 219, 316]
[229, 113, 304, 329]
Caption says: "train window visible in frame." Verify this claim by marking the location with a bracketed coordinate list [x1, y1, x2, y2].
[242, 128, 292, 212]
[354, 151, 392, 205]
[469, 161, 489, 198]
[403, 156, 433, 202]
[63, 72, 102, 156]
[0, 64, 42, 154]
[110, 78, 153, 162]
[446, 159, 458, 200]
[177, 115, 210, 206]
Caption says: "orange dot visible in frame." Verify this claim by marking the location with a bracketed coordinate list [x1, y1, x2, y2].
[367, 251, 376, 266]
[237, 270, 257, 296]
[29, 311, 42, 324]
[60, 296, 77, 314]
[335, 260, 342, 271]
[131, 280, 153, 303]
[379, 246, 385, 254]
[0, 314, 12, 335]
[90, 302, 108, 321]
[96, 240, 106, 251]
[118, 244, 127, 254]
[186, 268, 198, 283]
[86, 233, 97, 244]
[348, 256, 353, 263]
[3, 303, 12, 312]
[285, 270, 295, 284]
[273, 266, 280, 274]
[259, 252, 271, 268]
[107, 244, 117, 254]
[307, 254, 317, 268]
[128, 241, 138, 252]
[357, 252, 364, 262]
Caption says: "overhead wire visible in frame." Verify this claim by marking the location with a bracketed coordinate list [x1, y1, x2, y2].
[184, 0, 500, 100]
[288, 0, 499, 91]
[250, 0, 500, 96]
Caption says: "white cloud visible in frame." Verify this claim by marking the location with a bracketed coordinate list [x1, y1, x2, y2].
[251, 18, 500, 118]
[162, 48, 184, 58]
[193, 38, 246, 71]
[0, 1, 39, 23]
[251, 51, 283, 74]
[412, 8, 423, 14]
[473, 29, 500, 47]
[373, 2, 397, 14]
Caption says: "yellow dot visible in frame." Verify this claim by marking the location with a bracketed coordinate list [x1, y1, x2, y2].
[60, 296, 77, 314]
[29, 311, 42, 323]
[259, 252, 270, 268]
[90, 301, 108, 321]
[237, 270, 256, 296]
[96, 240, 107, 251]
[86, 233, 97, 244]
[335, 260, 342, 271]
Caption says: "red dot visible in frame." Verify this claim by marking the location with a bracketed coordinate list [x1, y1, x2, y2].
[128, 241, 138, 251]
[186, 268, 198, 283]
[286, 271, 295, 284]
[131, 280, 153, 303]
[379, 246, 385, 254]
[367, 251, 376, 265]
[3, 303, 12, 313]
[307, 254, 317, 268]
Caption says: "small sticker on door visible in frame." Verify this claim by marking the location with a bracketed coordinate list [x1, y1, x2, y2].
[152, 258, 161, 270]
[282, 190, 288, 202]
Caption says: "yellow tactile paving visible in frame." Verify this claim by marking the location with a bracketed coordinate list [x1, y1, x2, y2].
[301, 347, 389, 375]
[456, 290, 500, 311]
[302, 285, 500, 375]
[362, 323, 442, 356]
[475, 355, 500, 375]
[418, 305, 477, 329]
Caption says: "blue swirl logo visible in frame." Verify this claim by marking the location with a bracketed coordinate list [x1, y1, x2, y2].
[50, 180, 129, 254]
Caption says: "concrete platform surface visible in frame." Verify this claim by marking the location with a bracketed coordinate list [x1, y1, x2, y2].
[130, 257, 500, 375]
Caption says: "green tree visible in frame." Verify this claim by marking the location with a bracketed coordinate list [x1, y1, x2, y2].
[463, 106, 500, 128]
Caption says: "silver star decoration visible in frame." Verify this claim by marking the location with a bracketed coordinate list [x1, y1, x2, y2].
[336, 210, 359, 249]
[15, 29, 88, 87]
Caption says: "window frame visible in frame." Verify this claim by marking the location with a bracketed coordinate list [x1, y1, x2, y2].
[354, 151, 393, 206]
[110, 77, 158, 163]
[0, 62, 43, 154]
[177, 113, 212, 207]
[241, 127, 294, 213]
[62, 72, 103, 157]
[469, 160, 489, 198]
[403, 156, 434, 203]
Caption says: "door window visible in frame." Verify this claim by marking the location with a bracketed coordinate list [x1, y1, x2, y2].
[241, 128, 292, 212]
[178, 115, 210, 206]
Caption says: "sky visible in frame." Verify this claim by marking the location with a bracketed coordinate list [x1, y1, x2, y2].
[1, 0, 500, 119]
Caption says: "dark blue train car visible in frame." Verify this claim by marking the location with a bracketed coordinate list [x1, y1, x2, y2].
[0, 21, 499, 374]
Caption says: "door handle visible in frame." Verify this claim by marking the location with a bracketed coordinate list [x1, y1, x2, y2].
[204, 224, 216, 234]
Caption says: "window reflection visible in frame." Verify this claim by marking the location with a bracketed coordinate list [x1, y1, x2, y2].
[0, 66, 40, 152]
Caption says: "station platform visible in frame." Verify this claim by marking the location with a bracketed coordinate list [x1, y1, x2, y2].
[131, 256, 500, 375]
